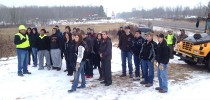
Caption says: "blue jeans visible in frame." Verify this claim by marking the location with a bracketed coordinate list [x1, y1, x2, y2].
[157, 63, 168, 91]
[141, 60, 154, 84]
[72, 61, 86, 90]
[16, 49, 29, 74]
[121, 51, 133, 75]
[134, 55, 141, 77]
[31, 47, 38, 66]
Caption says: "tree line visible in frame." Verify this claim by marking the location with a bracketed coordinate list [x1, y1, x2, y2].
[117, 2, 210, 19]
[0, 5, 106, 25]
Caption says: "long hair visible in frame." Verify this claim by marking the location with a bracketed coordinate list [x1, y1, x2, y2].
[65, 26, 71, 32]
[75, 34, 83, 49]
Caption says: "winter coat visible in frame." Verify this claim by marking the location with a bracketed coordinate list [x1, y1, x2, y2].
[99, 37, 112, 60]
[75, 42, 89, 63]
[118, 33, 134, 52]
[131, 37, 145, 56]
[37, 34, 50, 51]
[117, 30, 125, 40]
[156, 39, 170, 64]
[29, 33, 39, 48]
[139, 40, 157, 61]
[50, 33, 62, 50]
[177, 34, 188, 43]
[94, 39, 102, 55]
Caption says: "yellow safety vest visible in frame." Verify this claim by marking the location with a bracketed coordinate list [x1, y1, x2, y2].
[16, 33, 30, 48]
[39, 34, 47, 39]
[167, 34, 174, 45]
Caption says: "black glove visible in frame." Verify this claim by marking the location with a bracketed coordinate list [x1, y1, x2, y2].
[21, 38, 26, 43]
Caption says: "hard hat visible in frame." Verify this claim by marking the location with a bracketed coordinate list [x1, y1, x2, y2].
[18, 25, 26, 30]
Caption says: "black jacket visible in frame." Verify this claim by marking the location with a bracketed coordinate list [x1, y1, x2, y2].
[94, 39, 102, 55]
[37, 35, 50, 51]
[50, 33, 62, 50]
[156, 40, 170, 64]
[29, 28, 39, 47]
[132, 37, 145, 56]
[30, 33, 39, 48]
[117, 30, 125, 40]
[85, 34, 96, 53]
[118, 33, 134, 52]
[139, 40, 157, 61]
[99, 37, 112, 60]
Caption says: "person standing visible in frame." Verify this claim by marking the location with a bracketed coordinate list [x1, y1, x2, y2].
[177, 29, 188, 43]
[139, 32, 157, 87]
[68, 34, 87, 93]
[117, 27, 125, 41]
[26, 28, 33, 65]
[30, 28, 39, 67]
[37, 29, 51, 70]
[14, 25, 31, 76]
[99, 31, 112, 86]
[94, 33, 103, 80]
[118, 26, 134, 78]
[205, 13, 210, 34]
[85, 28, 95, 78]
[50, 28, 63, 71]
[63, 26, 72, 73]
[156, 33, 170, 93]
[165, 30, 176, 59]
[132, 30, 145, 81]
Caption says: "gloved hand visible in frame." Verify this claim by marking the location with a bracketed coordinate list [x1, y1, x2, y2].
[21, 38, 26, 43]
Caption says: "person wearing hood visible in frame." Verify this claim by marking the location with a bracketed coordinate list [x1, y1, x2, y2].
[30, 28, 39, 67]
[139, 32, 157, 87]
[132, 30, 145, 81]
[155, 33, 170, 93]
[26, 28, 33, 66]
[14, 25, 31, 76]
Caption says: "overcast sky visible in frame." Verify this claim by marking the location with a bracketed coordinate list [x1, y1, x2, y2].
[0, 0, 209, 16]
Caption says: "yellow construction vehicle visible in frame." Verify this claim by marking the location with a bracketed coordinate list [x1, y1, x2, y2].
[176, 14, 210, 71]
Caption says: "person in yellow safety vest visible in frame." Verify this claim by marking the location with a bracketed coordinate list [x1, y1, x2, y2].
[165, 30, 176, 59]
[14, 25, 32, 76]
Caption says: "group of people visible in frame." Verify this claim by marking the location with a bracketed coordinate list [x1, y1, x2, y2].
[14, 24, 188, 94]
[14, 25, 112, 93]
[117, 26, 188, 93]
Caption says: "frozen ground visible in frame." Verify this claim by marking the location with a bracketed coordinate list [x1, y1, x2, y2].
[0, 47, 210, 100]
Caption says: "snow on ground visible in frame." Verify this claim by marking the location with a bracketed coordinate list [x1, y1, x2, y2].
[0, 47, 210, 100]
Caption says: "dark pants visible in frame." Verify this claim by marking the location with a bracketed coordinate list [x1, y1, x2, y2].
[28, 47, 34, 65]
[101, 59, 112, 84]
[95, 54, 103, 78]
[168, 44, 174, 59]
[121, 51, 133, 75]
[64, 52, 74, 75]
[85, 53, 94, 76]
[134, 55, 142, 77]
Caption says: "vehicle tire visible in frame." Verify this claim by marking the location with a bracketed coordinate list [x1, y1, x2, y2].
[205, 58, 210, 72]
[184, 60, 197, 65]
